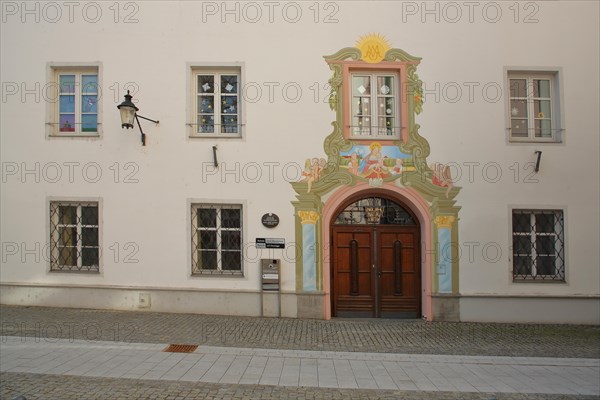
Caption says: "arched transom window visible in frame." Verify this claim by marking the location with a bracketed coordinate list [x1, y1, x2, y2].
[334, 197, 415, 225]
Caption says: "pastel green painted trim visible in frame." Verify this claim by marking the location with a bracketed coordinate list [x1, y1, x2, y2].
[292, 41, 462, 298]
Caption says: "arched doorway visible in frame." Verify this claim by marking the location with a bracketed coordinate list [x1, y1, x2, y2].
[331, 194, 421, 318]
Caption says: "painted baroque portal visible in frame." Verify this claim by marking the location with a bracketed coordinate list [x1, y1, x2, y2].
[291, 35, 461, 320]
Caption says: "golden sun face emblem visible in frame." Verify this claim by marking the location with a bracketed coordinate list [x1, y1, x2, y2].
[356, 33, 391, 64]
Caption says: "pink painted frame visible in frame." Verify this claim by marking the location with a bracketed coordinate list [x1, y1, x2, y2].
[328, 61, 416, 144]
[320, 182, 433, 320]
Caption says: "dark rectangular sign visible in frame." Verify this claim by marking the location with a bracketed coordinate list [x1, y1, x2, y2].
[256, 238, 285, 249]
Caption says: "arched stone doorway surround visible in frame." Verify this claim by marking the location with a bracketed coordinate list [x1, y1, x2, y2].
[322, 183, 432, 319]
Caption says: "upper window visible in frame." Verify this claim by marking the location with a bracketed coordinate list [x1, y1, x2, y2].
[191, 204, 243, 275]
[191, 68, 241, 137]
[50, 68, 100, 136]
[50, 201, 100, 273]
[512, 209, 565, 282]
[508, 72, 561, 142]
[350, 72, 400, 139]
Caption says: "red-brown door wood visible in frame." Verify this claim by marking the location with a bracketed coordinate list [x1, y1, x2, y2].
[377, 226, 421, 318]
[332, 227, 374, 317]
[332, 225, 420, 318]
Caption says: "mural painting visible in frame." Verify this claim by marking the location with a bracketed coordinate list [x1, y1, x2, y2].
[340, 142, 411, 184]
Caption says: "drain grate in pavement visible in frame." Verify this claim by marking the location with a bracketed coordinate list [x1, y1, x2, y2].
[163, 344, 198, 353]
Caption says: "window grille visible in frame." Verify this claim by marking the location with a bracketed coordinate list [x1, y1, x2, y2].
[334, 197, 415, 225]
[191, 204, 243, 275]
[512, 209, 565, 281]
[50, 202, 99, 272]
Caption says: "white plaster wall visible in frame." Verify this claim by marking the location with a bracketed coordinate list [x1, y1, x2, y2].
[1, 2, 598, 305]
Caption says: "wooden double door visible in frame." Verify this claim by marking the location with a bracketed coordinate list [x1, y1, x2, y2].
[332, 225, 420, 318]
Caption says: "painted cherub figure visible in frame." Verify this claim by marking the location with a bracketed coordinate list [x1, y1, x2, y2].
[311, 158, 320, 181]
[300, 159, 314, 192]
[430, 162, 453, 198]
[300, 157, 327, 193]
[318, 158, 327, 178]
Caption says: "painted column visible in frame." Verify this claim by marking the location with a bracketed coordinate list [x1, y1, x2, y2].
[298, 211, 319, 291]
[435, 215, 456, 293]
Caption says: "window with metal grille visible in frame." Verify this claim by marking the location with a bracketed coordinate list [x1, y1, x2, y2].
[512, 210, 565, 281]
[191, 204, 243, 275]
[50, 202, 99, 272]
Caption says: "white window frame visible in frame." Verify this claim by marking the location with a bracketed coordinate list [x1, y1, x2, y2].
[49, 200, 101, 273]
[511, 209, 565, 282]
[188, 64, 244, 139]
[191, 203, 244, 276]
[349, 71, 401, 140]
[46, 63, 102, 138]
[505, 69, 563, 143]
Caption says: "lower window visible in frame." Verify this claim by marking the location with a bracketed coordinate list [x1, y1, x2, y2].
[50, 202, 99, 272]
[191, 204, 243, 275]
[512, 209, 565, 281]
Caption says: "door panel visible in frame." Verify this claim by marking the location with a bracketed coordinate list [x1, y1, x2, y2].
[332, 228, 374, 317]
[378, 227, 420, 318]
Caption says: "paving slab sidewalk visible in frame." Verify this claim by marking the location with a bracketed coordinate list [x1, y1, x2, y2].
[1, 337, 598, 396]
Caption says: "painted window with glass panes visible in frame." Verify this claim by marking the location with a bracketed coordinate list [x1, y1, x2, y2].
[191, 204, 243, 275]
[55, 70, 99, 135]
[351, 73, 400, 139]
[50, 202, 100, 272]
[195, 71, 240, 135]
[512, 210, 565, 281]
[508, 73, 559, 142]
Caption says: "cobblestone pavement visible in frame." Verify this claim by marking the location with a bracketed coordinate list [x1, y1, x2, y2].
[2, 372, 598, 400]
[1, 306, 599, 400]
[1, 306, 599, 358]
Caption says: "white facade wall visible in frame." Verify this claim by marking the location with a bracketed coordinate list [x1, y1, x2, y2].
[1, 1, 598, 323]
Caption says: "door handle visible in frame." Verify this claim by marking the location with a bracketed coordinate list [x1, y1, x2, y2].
[374, 264, 381, 278]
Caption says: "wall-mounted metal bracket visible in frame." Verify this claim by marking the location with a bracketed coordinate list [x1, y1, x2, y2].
[212, 145, 218, 167]
[534, 150, 542, 172]
[135, 114, 159, 146]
